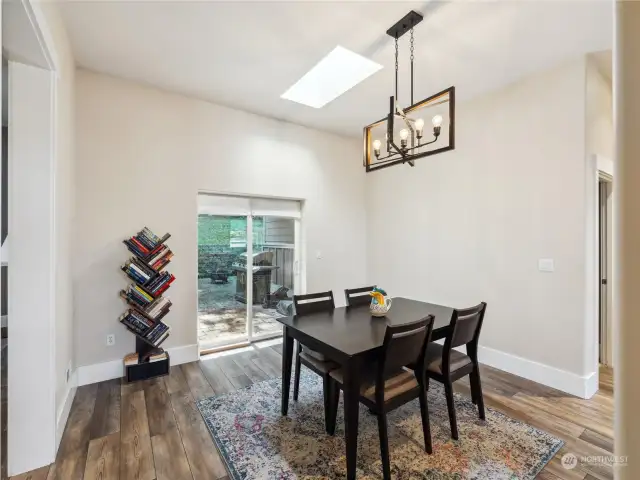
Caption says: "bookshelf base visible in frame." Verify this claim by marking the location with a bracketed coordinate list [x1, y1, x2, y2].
[125, 353, 170, 383]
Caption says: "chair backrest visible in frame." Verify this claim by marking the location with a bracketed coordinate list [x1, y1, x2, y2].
[378, 316, 435, 378]
[344, 286, 375, 307]
[293, 291, 335, 316]
[442, 302, 487, 369]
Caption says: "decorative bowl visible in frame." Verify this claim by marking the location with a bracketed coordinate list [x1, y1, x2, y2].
[370, 298, 392, 317]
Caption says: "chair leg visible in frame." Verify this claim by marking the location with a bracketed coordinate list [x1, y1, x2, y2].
[418, 386, 433, 454]
[322, 376, 332, 433]
[470, 374, 478, 405]
[377, 413, 391, 480]
[444, 380, 459, 440]
[326, 378, 340, 436]
[327, 377, 340, 436]
[293, 343, 302, 401]
[470, 366, 486, 420]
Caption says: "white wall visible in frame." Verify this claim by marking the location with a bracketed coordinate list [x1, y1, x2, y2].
[38, 0, 77, 446]
[74, 70, 367, 370]
[8, 61, 56, 476]
[366, 59, 594, 396]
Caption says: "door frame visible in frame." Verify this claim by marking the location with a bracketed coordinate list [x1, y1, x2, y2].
[584, 154, 614, 399]
[598, 173, 613, 366]
[197, 191, 304, 355]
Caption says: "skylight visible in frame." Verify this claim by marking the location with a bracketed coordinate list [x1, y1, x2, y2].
[281, 46, 383, 108]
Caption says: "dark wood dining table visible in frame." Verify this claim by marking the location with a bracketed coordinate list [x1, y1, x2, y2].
[276, 297, 455, 480]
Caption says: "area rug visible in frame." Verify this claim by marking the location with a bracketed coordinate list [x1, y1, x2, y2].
[196, 371, 563, 479]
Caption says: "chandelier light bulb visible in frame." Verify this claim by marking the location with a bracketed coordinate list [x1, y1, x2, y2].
[373, 139, 381, 157]
[415, 118, 425, 131]
[432, 115, 443, 128]
[399, 129, 409, 140]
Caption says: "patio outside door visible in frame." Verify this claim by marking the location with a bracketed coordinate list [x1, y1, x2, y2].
[198, 194, 301, 352]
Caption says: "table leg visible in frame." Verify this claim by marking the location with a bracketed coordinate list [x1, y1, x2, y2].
[281, 327, 294, 416]
[343, 357, 361, 480]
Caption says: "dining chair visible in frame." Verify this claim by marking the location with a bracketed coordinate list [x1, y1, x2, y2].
[410, 302, 487, 440]
[292, 291, 339, 430]
[344, 285, 376, 307]
[327, 316, 435, 479]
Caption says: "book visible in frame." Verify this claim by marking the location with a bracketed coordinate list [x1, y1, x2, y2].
[152, 253, 173, 271]
[131, 257, 156, 278]
[130, 237, 150, 255]
[148, 351, 168, 363]
[141, 227, 160, 244]
[124, 353, 139, 366]
[153, 330, 170, 346]
[146, 322, 168, 343]
[133, 285, 153, 302]
[123, 239, 147, 258]
[148, 245, 170, 266]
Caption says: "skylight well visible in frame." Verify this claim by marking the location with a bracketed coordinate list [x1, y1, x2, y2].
[281, 46, 383, 108]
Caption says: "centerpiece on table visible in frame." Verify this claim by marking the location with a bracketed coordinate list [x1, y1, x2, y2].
[369, 287, 392, 317]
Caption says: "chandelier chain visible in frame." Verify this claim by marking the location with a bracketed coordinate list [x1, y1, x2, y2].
[410, 27, 414, 104]
[410, 28, 414, 62]
[394, 36, 399, 103]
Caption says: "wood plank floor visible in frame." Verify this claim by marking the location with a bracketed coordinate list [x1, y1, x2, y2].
[8, 342, 614, 480]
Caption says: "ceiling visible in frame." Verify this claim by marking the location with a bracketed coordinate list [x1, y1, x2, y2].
[59, 1, 612, 138]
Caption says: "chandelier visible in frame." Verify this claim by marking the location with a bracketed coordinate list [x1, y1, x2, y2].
[364, 10, 455, 172]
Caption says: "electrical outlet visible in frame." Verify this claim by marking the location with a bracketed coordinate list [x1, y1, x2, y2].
[106, 334, 116, 346]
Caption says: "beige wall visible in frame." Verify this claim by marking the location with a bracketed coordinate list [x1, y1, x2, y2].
[74, 70, 367, 368]
[586, 55, 613, 160]
[366, 59, 591, 380]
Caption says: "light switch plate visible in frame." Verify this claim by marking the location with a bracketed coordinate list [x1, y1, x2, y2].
[538, 259, 555, 272]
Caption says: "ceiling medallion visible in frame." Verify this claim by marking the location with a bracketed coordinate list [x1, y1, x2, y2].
[363, 10, 456, 172]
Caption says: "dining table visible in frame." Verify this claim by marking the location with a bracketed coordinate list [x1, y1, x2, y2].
[276, 297, 455, 480]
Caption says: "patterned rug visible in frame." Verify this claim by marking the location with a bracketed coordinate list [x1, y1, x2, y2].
[197, 371, 563, 479]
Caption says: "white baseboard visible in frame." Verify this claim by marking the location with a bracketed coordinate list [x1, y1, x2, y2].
[55, 373, 77, 452]
[474, 345, 597, 399]
[583, 370, 599, 399]
[76, 344, 199, 386]
[75, 342, 596, 399]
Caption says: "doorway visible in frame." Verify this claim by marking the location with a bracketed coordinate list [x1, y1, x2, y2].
[197, 194, 301, 353]
[598, 176, 613, 366]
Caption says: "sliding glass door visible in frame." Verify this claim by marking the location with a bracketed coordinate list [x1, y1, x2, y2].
[249, 215, 296, 340]
[197, 215, 249, 350]
[197, 195, 300, 352]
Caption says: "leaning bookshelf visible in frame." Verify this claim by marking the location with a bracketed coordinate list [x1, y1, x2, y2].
[119, 227, 175, 382]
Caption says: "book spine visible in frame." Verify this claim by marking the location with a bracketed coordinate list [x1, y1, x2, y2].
[131, 257, 155, 278]
[142, 227, 160, 244]
[133, 285, 154, 302]
[129, 263, 150, 281]
[130, 237, 150, 254]
[149, 246, 170, 265]
[154, 330, 170, 346]
[124, 267, 147, 285]
[149, 325, 168, 343]
[153, 275, 175, 296]
[135, 233, 155, 250]
[124, 239, 146, 258]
